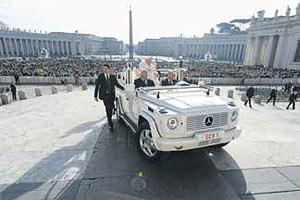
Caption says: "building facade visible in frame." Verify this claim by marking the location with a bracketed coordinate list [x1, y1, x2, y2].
[0, 23, 124, 57]
[244, 4, 300, 69]
[137, 33, 248, 62]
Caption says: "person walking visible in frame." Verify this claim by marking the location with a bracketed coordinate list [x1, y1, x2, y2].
[266, 89, 277, 106]
[244, 86, 254, 108]
[286, 92, 297, 110]
[94, 64, 124, 131]
[10, 82, 17, 101]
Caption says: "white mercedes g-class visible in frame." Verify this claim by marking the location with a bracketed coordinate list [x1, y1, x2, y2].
[116, 68, 241, 162]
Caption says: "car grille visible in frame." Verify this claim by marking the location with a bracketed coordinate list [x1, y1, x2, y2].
[186, 112, 228, 132]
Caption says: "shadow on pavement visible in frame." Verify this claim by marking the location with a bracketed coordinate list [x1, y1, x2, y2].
[76, 120, 254, 200]
[0, 118, 105, 200]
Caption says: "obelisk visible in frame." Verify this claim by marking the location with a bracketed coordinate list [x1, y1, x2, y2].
[129, 7, 134, 61]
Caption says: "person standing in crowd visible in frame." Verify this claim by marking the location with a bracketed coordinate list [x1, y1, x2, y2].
[10, 81, 17, 101]
[14, 73, 20, 85]
[244, 86, 255, 108]
[74, 72, 80, 87]
[267, 88, 277, 106]
[286, 91, 297, 110]
[134, 70, 155, 89]
[94, 64, 124, 131]
[182, 73, 190, 84]
[162, 71, 177, 86]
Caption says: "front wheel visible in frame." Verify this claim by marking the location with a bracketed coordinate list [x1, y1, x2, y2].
[137, 122, 161, 162]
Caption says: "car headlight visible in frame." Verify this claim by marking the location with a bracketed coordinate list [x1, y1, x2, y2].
[231, 111, 238, 121]
[167, 117, 178, 130]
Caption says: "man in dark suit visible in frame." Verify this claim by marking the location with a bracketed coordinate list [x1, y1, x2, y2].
[134, 70, 155, 89]
[10, 81, 17, 100]
[286, 92, 297, 110]
[94, 64, 124, 130]
[162, 72, 177, 86]
[266, 89, 277, 106]
[244, 86, 254, 108]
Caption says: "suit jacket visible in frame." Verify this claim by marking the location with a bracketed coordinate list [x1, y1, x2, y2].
[270, 89, 277, 97]
[94, 73, 124, 100]
[134, 78, 155, 89]
[289, 93, 297, 101]
[161, 79, 177, 86]
[246, 87, 254, 98]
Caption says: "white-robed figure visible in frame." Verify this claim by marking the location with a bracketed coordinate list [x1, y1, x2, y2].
[137, 59, 159, 86]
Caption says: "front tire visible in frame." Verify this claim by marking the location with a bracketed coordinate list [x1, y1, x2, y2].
[137, 122, 161, 162]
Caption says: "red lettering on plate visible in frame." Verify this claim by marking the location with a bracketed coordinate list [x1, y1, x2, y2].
[205, 133, 219, 140]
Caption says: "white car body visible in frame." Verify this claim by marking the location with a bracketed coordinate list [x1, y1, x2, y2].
[116, 84, 242, 153]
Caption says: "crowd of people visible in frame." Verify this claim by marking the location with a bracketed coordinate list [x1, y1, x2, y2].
[0, 58, 127, 78]
[185, 62, 300, 79]
[0, 58, 300, 80]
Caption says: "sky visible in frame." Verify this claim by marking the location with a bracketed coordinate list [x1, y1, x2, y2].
[0, 0, 299, 44]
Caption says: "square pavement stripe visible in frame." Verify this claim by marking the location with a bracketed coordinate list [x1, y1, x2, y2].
[277, 166, 300, 187]
[241, 191, 300, 200]
[221, 168, 299, 196]
[0, 180, 81, 200]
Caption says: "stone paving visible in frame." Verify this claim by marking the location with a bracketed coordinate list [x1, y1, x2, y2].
[0, 85, 299, 199]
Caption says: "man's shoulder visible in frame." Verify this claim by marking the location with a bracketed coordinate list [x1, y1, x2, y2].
[134, 78, 141, 83]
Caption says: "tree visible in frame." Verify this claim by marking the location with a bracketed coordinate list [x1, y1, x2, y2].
[216, 22, 243, 33]
[210, 28, 215, 35]
[230, 19, 251, 31]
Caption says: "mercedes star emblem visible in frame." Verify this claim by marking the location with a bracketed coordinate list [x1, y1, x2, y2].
[205, 116, 214, 126]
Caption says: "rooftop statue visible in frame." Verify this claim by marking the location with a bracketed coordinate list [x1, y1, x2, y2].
[257, 10, 265, 21]
[275, 9, 278, 18]
[286, 6, 291, 17]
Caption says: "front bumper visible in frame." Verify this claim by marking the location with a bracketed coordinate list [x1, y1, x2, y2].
[153, 127, 242, 152]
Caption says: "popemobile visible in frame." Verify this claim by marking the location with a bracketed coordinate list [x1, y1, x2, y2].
[115, 59, 242, 162]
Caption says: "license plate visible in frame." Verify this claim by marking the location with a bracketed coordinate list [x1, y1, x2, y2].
[204, 133, 220, 141]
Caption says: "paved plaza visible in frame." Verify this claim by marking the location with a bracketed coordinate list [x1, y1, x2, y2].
[0, 86, 299, 199]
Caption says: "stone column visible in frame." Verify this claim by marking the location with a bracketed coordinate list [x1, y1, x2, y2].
[239, 44, 244, 60]
[3, 38, 8, 55]
[25, 39, 30, 56]
[250, 37, 260, 65]
[20, 39, 26, 56]
[14, 39, 19, 56]
[0, 38, 3, 55]
[36, 40, 40, 56]
[7, 38, 13, 55]
[273, 35, 285, 68]
[263, 36, 274, 68]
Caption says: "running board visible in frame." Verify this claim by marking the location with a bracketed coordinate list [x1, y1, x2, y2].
[120, 114, 138, 133]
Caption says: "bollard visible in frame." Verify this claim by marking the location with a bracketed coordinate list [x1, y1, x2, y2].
[0, 93, 9, 105]
[241, 92, 247, 102]
[35, 88, 42, 97]
[254, 95, 262, 104]
[0, 97, 2, 106]
[67, 84, 73, 92]
[18, 90, 27, 100]
[81, 82, 88, 91]
[228, 90, 234, 98]
[51, 86, 58, 94]
[215, 88, 220, 96]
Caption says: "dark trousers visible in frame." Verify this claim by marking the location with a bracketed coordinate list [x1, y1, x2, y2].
[103, 94, 115, 126]
[267, 96, 276, 106]
[12, 92, 17, 100]
[286, 100, 295, 110]
[244, 97, 252, 108]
